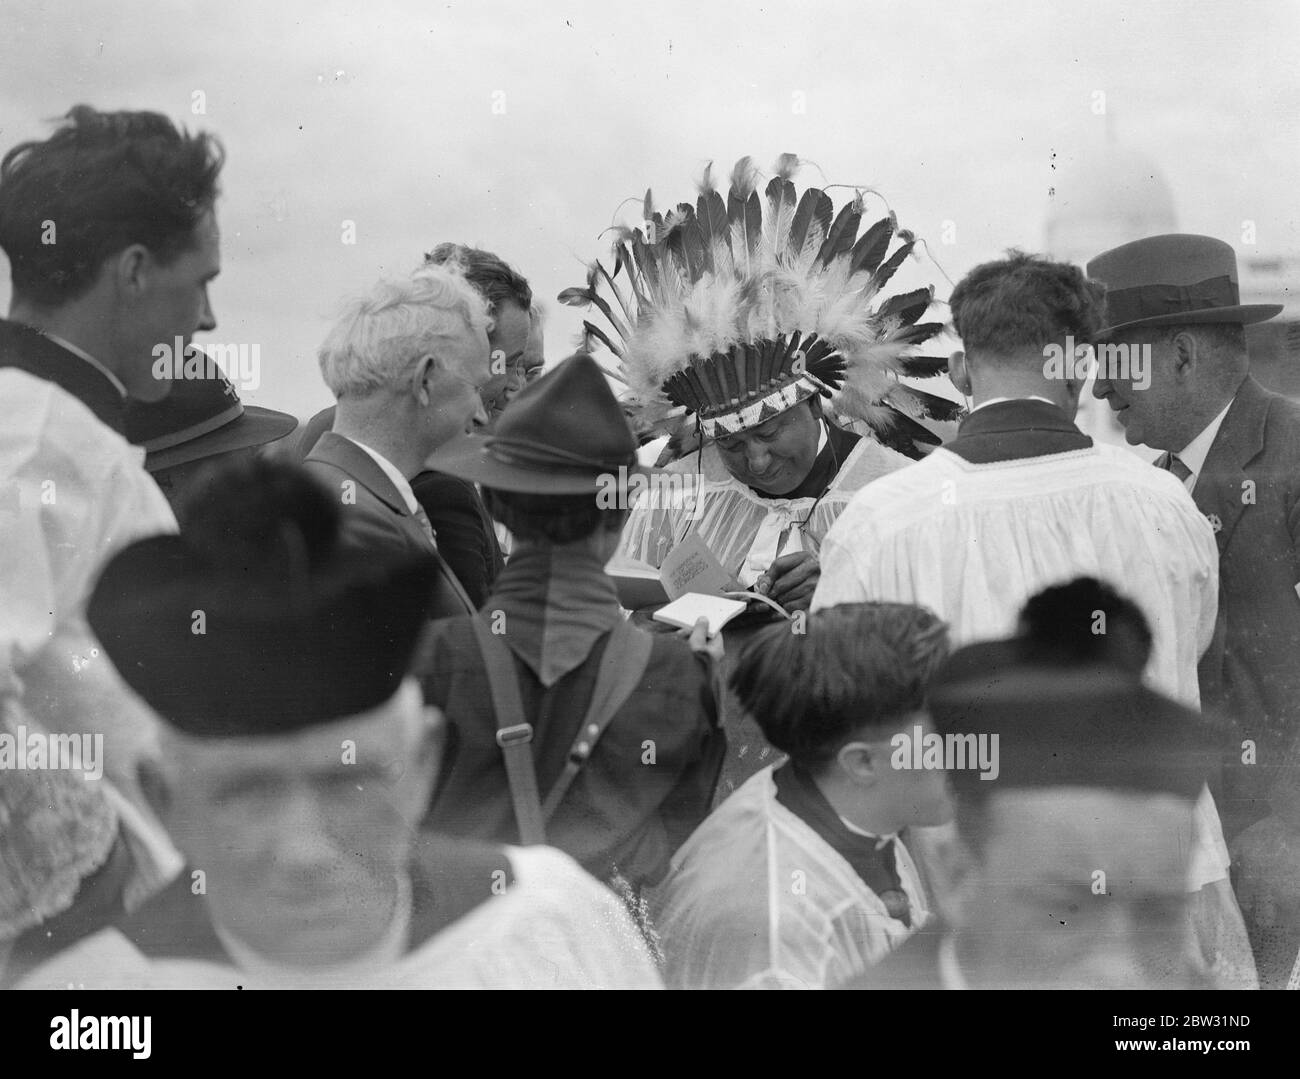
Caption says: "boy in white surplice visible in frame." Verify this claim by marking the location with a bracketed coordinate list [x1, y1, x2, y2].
[653, 603, 952, 989]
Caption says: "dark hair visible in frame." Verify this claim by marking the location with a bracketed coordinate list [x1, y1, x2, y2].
[0, 105, 224, 305]
[483, 486, 628, 545]
[731, 602, 950, 771]
[949, 249, 1106, 358]
[423, 242, 532, 314]
[1017, 576, 1152, 675]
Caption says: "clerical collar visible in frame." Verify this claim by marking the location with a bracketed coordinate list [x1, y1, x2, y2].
[41, 330, 128, 397]
[773, 761, 911, 924]
[214, 874, 412, 985]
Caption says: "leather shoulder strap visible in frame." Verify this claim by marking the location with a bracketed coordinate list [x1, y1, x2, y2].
[469, 616, 546, 845]
[541, 620, 654, 821]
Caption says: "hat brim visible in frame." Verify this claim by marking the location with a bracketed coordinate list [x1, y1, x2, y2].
[145, 406, 299, 472]
[1093, 303, 1283, 342]
[426, 432, 650, 495]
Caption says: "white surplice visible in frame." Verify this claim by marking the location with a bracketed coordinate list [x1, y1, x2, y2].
[813, 443, 1218, 707]
[654, 767, 931, 989]
[0, 369, 182, 906]
[812, 442, 1231, 890]
[619, 437, 913, 587]
[17, 846, 663, 989]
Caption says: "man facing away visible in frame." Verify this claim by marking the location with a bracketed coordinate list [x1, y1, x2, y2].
[654, 602, 953, 989]
[811, 250, 1248, 983]
[814, 250, 1218, 709]
[18, 459, 662, 989]
[0, 105, 221, 949]
[305, 267, 489, 619]
[418, 353, 725, 918]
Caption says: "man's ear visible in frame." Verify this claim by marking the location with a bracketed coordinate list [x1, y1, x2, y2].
[411, 354, 437, 406]
[836, 740, 881, 784]
[137, 756, 172, 823]
[1170, 330, 1198, 378]
[947, 350, 972, 397]
[112, 244, 151, 298]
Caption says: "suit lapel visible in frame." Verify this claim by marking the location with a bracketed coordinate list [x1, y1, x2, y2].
[307, 431, 475, 614]
[308, 431, 412, 516]
[1193, 378, 1269, 554]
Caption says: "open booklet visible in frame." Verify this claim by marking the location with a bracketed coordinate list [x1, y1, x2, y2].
[606, 531, 793, 633]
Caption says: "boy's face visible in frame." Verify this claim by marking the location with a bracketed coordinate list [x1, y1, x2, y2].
[845, 711, 953, 834]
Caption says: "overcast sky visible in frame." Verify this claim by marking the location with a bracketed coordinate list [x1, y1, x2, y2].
[2, 0, 1296, 416]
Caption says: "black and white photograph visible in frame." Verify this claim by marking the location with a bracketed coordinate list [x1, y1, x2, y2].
[0, 0, 1296, 1051]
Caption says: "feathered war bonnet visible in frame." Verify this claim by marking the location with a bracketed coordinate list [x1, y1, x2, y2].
[560, 154, 961, 458]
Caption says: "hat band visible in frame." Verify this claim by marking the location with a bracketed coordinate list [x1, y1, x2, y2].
[1104, 273, 1240, 327]
[700, 375, 819, 438]
[141, 400, 244, 454]
[485, 435, 634, 475]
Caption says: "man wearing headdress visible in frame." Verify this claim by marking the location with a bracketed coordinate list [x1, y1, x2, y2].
[565, 155, 960, 613]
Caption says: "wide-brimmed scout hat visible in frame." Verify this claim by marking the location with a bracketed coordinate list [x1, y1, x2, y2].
[427, 351, 648, 496]
[1087, 233, 1282, 340]
[125, 357, 297, 472]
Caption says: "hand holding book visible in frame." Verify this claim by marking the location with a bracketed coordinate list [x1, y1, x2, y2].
[752, 550, 820, 613]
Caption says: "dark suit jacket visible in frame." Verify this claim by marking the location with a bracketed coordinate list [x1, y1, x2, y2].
[294, 405, 503, 606]
[304, 431, 474, 621]
[409, 470, 505, 608]
[1194, 377, 1300, 823]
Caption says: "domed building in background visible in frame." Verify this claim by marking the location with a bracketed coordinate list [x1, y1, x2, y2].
[1046, 142, 1179, 268]
[1045, 135, 1300, 453]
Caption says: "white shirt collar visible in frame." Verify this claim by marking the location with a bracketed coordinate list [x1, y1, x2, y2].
[970, 395, 1056, 413]
[1174, 398, 1234, 490]
[41, 331, 128, 397]
[836, 812, 898, 850]
[347, 437, 420, 515]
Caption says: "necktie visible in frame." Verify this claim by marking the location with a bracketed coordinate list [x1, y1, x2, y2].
[1162, 451, 1193, 485]
[412, 506, 437, 548]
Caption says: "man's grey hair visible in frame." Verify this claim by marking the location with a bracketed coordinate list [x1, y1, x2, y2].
[318, 266, 489, 398]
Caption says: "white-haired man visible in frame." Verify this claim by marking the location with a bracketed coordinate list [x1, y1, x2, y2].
[305, 267, 491, 618]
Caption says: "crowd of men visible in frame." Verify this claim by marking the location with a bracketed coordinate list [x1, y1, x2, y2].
[1, 106, 1297, 990]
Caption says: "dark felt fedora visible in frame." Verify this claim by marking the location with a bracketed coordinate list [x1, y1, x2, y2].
[125, 358, 297, 472]
[1087, 233, 1282, 340]
[428, 351, 648, 495]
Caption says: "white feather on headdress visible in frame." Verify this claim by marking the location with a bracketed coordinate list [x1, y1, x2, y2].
[559, 155, 960, 458]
